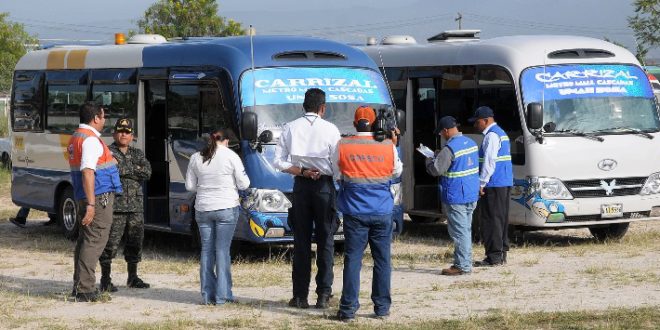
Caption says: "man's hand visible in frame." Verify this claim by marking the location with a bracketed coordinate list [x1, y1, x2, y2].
[303, 168, 321, 180]
[480, 187, 485, 196]
[81, 205, 95, 226]
[391, 128, 400, 146]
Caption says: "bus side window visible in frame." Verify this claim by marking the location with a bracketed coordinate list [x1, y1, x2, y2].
[45, 70, 88, 134]
[200, 82, 236, 144]
[11, 71, 44, 132]
[476, 66, 524, 165]
[91, 69, 138, 136]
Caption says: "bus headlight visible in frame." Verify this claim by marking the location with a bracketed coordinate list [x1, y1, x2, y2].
[530, 177, 573, 200]
[390, 182, 402, 205]
[243, 189, 292, 212]
[641, 172, 660, 195]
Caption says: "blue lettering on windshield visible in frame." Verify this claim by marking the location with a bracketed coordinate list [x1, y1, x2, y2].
[240, 67, 390, 106]
[521, 64, 653, 103]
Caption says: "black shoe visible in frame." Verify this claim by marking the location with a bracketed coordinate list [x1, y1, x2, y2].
[43, 218, 57, 226]
[315, 293, 331, 309]
[9, 217, 26, 228]
[127, 276, 150, 289]
[288, 297, 309, 309]
[75, 292, 100, 302]
[473, 259, 504, 267]
[336, 311, 356, 323]
[100, 280, 118, 293]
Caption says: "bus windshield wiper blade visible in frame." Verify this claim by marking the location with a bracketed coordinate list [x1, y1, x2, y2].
[552, 129, 604, 142]
[593, 127, 654, 139]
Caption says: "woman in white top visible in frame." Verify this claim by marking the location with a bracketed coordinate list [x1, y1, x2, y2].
[185, 129, 250, 305]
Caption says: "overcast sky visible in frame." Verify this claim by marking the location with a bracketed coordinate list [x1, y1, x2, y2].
[1, 0, 657, 60]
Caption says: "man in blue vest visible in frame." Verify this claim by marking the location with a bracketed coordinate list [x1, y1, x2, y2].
[425, 116, 480, 275]
[469, 106, 513, 267]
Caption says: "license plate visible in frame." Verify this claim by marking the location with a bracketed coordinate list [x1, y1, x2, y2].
[600, 204, 623, 218]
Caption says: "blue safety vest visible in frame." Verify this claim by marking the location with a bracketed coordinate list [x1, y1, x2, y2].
[439, 135, 480, 204]
[478, 124, 513, 187]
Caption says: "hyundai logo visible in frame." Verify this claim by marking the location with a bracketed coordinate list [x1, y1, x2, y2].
[597, 159, 617, 171]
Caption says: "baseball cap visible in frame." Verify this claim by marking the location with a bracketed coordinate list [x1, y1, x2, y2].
[434, 116, 457, 134]
[114, 118, 133, 133]
[354, 106, 376, 126]
[468, 106, 495, 123]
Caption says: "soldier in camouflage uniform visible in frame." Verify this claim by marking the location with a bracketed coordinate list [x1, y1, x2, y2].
[99, 118, 152, 292]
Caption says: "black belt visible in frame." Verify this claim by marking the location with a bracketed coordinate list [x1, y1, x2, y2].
[296, 175, 333, 181]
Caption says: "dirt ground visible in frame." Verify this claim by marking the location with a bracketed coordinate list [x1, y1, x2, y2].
[0, 201, 659, 328]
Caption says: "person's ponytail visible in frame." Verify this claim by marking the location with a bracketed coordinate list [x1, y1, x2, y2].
[201, 129, 227, 164]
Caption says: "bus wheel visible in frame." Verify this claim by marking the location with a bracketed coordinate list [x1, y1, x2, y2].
[1, 152, 10, 170]
[409, 215, 438, 223]
[589, 222, 629, 241]
[58, 186, 80, 241]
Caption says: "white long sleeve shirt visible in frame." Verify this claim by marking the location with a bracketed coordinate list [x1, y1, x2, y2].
[274, 113, 342, 176]
[479, 122, 501, 188]
[185, 145, 250, 212]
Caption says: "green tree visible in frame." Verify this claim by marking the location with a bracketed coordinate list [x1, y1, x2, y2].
[0, 13, 38, 94]
[137, 0, 245, 39]
[628, 0, 660, 60]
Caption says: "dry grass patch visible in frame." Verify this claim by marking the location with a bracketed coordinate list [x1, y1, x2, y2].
[448, 279, 499, 290]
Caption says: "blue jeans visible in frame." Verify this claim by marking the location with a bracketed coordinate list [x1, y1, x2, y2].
[339, 214, 392, 318]
[196, 207, 239, 305]
[443, 202, 477, 272]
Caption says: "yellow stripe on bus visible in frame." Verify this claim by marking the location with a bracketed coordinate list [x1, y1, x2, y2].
[59, 134, 71, 161]
[47, 50, 67, 70]
[67, 49, 88, 69]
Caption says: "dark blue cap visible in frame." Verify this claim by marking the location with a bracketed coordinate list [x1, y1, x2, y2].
[434, 116, 457, 134]
[468, 106, 494, 123]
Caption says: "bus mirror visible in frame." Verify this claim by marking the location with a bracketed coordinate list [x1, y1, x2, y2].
[259, 130, 273, 144]
[526, 103, 543, 130]
[241, 112, 258, 141]
[395, 109, 406, 135]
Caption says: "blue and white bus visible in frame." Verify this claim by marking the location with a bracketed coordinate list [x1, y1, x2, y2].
[10, 34, 404, 243]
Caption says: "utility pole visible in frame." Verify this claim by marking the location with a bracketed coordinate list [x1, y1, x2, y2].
[455, 12, 462, 30]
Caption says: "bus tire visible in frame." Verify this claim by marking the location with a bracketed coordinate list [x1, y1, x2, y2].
[589, 222, 629, 241]
[409, 215, 438, 223]
[58, 186, 80, 241]
[1, 152, 10, 170]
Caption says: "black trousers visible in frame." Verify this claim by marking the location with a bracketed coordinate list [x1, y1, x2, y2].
[291, 175, 337, 299]
[478, 186, 511, 264]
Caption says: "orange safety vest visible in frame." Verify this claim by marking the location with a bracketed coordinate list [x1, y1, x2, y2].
[336, 135, 395, 216]
[68, 127, 122, 200]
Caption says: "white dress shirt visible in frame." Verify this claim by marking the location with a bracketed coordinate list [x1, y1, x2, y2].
[185, 145, 250, 212]
[479, 122, 501, 187]
[274, 113, 341, 176]
[331, 132, 403, 181]
[79, 124, 103, 171]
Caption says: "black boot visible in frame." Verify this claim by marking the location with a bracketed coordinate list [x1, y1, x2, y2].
[100, 263, 118, 292]
[127, 263, 150, 289]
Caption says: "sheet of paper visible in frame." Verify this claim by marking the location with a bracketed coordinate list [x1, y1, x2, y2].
[416, 143, 434, 158]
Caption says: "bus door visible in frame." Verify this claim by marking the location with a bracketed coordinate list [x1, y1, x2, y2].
[141, 75, 170, 226]
[408, 75, 441, 219]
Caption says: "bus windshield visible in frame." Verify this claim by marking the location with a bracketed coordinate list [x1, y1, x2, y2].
[521, 64, 660, 134]
[240, 67, 392, 139]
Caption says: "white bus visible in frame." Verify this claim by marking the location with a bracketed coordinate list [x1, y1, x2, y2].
[360, 33, 660, 239]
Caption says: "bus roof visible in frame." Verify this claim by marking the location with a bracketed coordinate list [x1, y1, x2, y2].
[360, 35, 641, 75]
[16, 35, 378, 76]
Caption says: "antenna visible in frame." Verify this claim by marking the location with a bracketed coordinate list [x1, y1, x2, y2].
[249, 25, 256, 110]
[377, 46, 397, 110]
[455, 12, 463, 30]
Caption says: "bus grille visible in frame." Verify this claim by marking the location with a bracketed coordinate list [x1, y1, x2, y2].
[564, 211, 649, 222]
[564, 177, 646, 198]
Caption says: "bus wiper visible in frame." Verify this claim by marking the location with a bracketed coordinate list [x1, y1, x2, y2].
[552, 129, 604, 142]
[593, 127, 654, 139]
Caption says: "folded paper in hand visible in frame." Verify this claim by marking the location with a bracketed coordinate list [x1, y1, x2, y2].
[416, 143, 434, 158]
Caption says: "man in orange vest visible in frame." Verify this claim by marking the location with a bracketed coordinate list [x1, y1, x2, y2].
[332, 106, 402, 322]
[68, 102, 122, 302]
